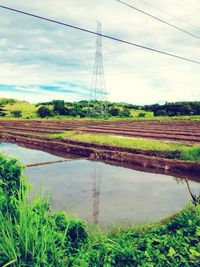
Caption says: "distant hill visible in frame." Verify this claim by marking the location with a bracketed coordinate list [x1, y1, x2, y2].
[1, 99, 37, 118]
[0, 98, 18, 105]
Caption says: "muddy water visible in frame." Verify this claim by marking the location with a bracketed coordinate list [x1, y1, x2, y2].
[1, 142, 200, 226]
[0, 142, 64, 164]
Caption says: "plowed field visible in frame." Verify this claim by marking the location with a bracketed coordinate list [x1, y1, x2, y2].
[1, 119, 200, 144]
[1, 120, 200, 176]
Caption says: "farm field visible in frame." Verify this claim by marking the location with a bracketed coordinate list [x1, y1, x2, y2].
[1, 119, 200, 144]
[1, 0, 200, 264]
[1, 119, 200, 176]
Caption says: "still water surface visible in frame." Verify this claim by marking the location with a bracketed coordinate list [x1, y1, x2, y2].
[1, 142, 199, 226]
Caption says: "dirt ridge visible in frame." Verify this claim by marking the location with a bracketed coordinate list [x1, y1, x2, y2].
[1, 131, 200, 177]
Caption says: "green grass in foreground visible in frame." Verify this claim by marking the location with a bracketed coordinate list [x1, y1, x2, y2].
[0, 154, 200, 266]
[49, 131, 200, 161]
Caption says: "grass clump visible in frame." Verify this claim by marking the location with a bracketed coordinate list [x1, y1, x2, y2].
[0, 153, 88, 266]
[49, 131, 200, 161]
[49, 130, 76, 139]
[74, 206, 200, 266]
[49, 131, 187, 151]
[0, 153, 199, 266]
[71, 133, 187, 151]
[180, 147, 200, 161]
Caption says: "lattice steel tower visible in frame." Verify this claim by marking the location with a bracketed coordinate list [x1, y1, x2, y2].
[88, 21, 107, 116]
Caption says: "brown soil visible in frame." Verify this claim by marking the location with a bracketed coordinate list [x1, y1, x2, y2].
[1, 119, 200, 143]
[0, 120, 200, 178]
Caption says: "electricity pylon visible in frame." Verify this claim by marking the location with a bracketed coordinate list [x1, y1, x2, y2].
[88, 21, 108, 117]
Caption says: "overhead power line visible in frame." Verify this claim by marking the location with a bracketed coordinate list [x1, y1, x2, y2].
[115, 0, 200, 40]
[136, 0, 200, 31]
[0, 4, 200, 65]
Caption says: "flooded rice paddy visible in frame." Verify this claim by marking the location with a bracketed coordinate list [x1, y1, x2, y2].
[1, 142, 200, 226]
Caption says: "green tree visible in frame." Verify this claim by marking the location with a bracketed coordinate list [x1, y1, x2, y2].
[109, 107, 120, 116]
[37, 106, 52, 118]
[154, 109, 168, 116]
[119, 108, 131, 117]
[52, 100, 66, 115]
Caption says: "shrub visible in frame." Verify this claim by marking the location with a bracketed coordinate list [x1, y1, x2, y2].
[0, 104, 6, 117]
[11, 110, 22, 118]
[37, 106, 52, 118]
[137, 112, 146, 118]
[119, 108, 131, 117]
[0, 153, 23, 197]
[109, 107, 120, 116]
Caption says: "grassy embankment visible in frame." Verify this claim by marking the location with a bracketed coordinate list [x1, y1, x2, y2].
[0, 153, 199, 266]
[5, 101, 38, 119]
[49, 131, 200, 161]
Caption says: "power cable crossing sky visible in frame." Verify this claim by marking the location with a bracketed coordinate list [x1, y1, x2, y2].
[0, 4, 199, 65]
[0, 1, 199, 104]
[115, 0, 200, 40]
[134, 0, 200, 30]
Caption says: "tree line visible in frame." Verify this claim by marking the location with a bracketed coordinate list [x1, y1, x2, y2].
[143, 102, 200, 116]
[1, 98, 200, 118]
[36, 100, 132, 118]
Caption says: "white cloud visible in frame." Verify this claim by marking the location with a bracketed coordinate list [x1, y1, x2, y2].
[0, 89, 81, 103]
[0, 0, 199, 104]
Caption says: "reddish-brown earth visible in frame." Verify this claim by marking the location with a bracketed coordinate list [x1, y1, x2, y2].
[1, 119, 200, 143]
[0, 119, 200, 177]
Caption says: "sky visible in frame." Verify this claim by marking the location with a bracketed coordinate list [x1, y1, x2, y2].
[0, 0, 200, 104]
